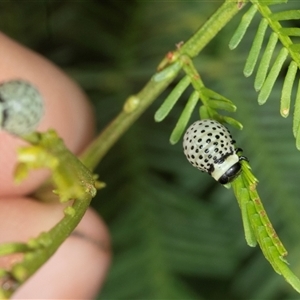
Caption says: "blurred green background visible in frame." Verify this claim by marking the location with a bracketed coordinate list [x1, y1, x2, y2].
[2, 1, 300, 299]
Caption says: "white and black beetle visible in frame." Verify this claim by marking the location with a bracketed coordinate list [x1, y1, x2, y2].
[0, 79, 43, 136]
[183, 119, 246, 184]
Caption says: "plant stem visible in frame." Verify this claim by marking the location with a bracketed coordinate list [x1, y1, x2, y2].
[81, 0, 244, 170]
[80, 70, 179, 170]
[11, 197, 91, 283]
[179, 0, 243, 58]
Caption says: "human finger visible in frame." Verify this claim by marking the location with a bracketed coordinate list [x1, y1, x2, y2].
[0, 197, 111, 299]
[0, 33, 95, 197]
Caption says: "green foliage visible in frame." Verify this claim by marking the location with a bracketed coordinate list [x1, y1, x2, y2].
[154, 76, 191, 122]
[2, 0, 300, 299]
[231, 159, 300, 293]
[149, 0, 300, 291]
[230, 1, 300, 149]
[0, 130, 98, 298]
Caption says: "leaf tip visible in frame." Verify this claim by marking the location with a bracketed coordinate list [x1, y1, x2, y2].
[280, 108, 289, 118]
[169, 136, 179, 145]
[154, 111, 163, 122]
[243, 68, 253, 78]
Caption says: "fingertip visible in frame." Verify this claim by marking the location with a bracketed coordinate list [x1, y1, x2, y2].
[12, 208, 111, 299]
[0, 33, 95, 197]
[0, 197, 111, 299]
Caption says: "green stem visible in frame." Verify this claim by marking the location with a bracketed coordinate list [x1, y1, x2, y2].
[179, 0, 244, 58]
[11, 197, 91, 283]
[81, 0, 244, 170]
[80, 69, 179, 170]
[0, 196, 93, 298]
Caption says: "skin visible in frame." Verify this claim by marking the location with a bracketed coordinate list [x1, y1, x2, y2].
[0, 33, 111, 299]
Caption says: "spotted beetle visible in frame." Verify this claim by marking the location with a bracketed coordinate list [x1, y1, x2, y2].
[183, 119, 246, 184]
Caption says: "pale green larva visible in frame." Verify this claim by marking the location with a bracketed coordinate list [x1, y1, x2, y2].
[0, 79, 43, 136]
[183, 119, 246, 184]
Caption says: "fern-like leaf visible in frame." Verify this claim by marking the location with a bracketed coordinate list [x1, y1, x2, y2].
[254, 32, 278, 91]
[230, 0, 300, 149]
[258, 47, 288, 104]
[154, 76, 191, 122]
[244, 18, 268, 77]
